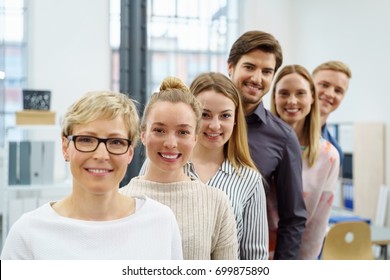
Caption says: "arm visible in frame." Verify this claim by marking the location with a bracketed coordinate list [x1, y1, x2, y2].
[211, 193, 239, 260]
[1, 218, 32, 260]
[300, 151, 340, 259]
[241, 177, 269, 260]
[274, 131, 307, 260]
[170, 211, 184, 260]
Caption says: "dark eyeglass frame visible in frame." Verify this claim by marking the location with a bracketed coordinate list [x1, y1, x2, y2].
[67, 135, 132, 155]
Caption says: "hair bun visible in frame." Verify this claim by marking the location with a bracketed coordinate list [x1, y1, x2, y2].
[160, 76, 190, 93]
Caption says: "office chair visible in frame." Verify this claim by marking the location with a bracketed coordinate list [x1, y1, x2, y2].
[321, 221, 374, 260]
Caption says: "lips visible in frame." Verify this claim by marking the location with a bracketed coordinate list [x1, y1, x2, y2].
[244, 82, 262, 94]
[86, 168, 113, 174]
[159, 153, 181, 159]
[285, 108, 299, 113]
[205, 132, 222, 138]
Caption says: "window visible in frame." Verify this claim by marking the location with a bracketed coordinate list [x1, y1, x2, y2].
[0, 0, 27, 147]
[147, 0, 238, 93]
[110, 0, 238, 96]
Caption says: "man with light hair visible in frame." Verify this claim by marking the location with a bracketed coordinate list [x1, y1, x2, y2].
[312, 61, 352, 166]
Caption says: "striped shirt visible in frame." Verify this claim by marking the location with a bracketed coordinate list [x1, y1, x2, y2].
[185, 159, 269, 260]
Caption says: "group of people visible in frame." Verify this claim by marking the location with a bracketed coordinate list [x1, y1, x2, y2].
[1, 30, 351, 260]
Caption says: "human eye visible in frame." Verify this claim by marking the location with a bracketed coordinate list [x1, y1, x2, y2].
[243, 64, 254, 71]
[76, 136, 95, 143]
[263, 69, 274, 76]
[221, 113, 233, 119]
[319, 82, 329, 88]
[152, 127, 165, 134]
[178, 130, 191, 136]
[201, 111, 211, 119]
[335, 88, 345, 95]
[278, 90, 289, 97]
[109, 138, 128, 147]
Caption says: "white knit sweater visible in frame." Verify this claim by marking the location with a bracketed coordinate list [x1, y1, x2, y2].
[1, 196, 183, 260]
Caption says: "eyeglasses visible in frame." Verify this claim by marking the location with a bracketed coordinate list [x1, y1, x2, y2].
[67, 135, 131, 155]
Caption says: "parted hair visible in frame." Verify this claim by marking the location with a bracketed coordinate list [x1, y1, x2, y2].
[228, 30, 283, 73]
[141, 76, 203, 134]
[190, 72, 258, 172]
[271, 65, 320, 167]
[62, 91, 140, 147]
[312, 60, 352, 79]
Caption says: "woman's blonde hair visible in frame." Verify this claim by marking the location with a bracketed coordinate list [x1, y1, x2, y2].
[62, 91, 140, 146]
[271, 65, 320, 167]
[141, 76, 203, 133]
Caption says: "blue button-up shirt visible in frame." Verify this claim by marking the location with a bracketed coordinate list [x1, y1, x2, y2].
[321, 124, 344, 167]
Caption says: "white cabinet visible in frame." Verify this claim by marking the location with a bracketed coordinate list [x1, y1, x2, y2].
[1, 125, 71, 246]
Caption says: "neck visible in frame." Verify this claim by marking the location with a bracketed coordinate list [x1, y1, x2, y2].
[53, 192, 134, 221]
[243, 101, 260, 116]
[143, 165, 191, 183]
[320, 114, 328, 127]
[192, 143, 224, 165]
[290, 121, 306, 146]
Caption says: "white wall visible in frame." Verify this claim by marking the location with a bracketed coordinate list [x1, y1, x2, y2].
[26, 0, 111, 180]
[240, 0, 390, 224]
[27, 0, 111, 123]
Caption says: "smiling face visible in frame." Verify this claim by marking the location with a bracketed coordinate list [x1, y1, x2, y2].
[142, 101, 197, 180]
[313, 69, 349, 121]
[228, 49, 276, 114]
[274, 73, 314, 129]
[196, 89, 236, 152]
[62, 115, 133, 195]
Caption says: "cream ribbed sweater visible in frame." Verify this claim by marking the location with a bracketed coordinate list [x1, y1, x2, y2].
[120, 177, 238, 260]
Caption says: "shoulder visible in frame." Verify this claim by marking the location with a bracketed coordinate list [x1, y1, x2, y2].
[263, 109, 300, 144]
[139, 195, 177, 217]
[119, 177, 143, 194]
[236, 165, 262, 184]
[321, 138, 340, 163]
[320, 139, 340, 160]
[7, 203, 51, 233]
[196, 180, 231, 201]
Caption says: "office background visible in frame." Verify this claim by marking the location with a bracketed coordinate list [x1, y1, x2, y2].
[1, 0, 390, 240]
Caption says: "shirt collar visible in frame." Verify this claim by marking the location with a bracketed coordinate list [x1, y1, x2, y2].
[187, 158, 235, 178]
[220, 158, 235, 175]
[246, 101, 267, 124]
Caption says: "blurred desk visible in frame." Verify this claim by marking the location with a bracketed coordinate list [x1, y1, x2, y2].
[371, 225, 390, 260]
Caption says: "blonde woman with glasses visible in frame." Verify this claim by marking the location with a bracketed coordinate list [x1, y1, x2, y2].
[1, 91, 182, 260]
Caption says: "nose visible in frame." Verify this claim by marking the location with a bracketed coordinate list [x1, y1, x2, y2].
[93, 142, 110, 159]
[287, 95, 298, 104]
[164, 133, 177, 149]
[322, 87, 335, 99]
[250, 69, 263, 84]
[209, 117, 221, 130]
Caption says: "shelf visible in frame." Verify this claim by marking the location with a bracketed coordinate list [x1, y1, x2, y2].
[2, 125, 70, 245]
